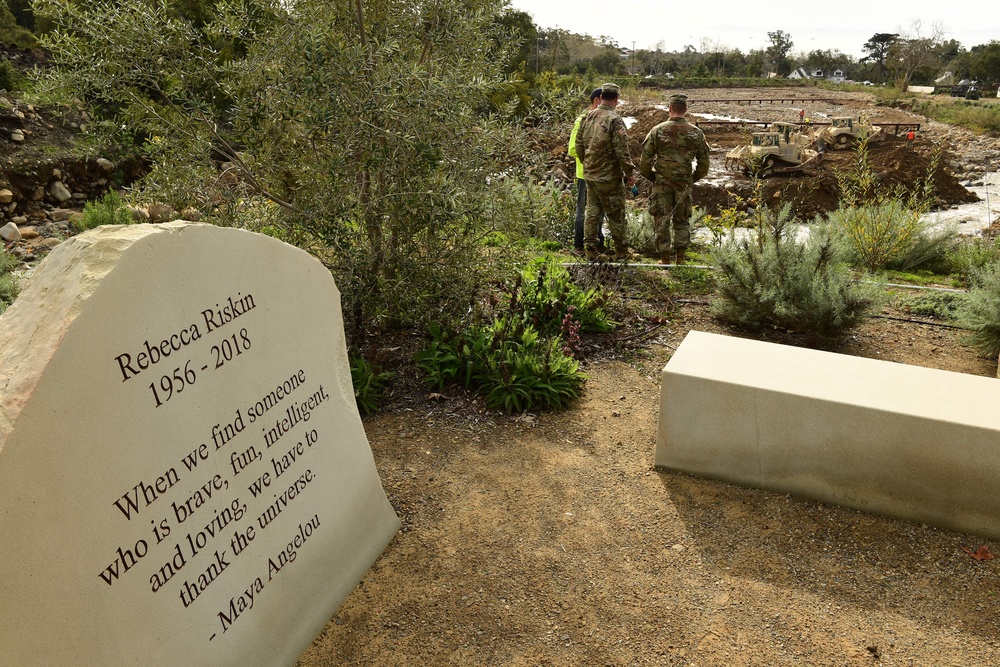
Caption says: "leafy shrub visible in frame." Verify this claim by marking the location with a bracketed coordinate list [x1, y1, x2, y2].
[828, 199, 915, 271]
[710, 204, 883, 333]
[626, 209, 656, 255]
[75, 191, 135, 231]
[827, 142, 947, 271]
[883, 221, 959, 274]
[414, 323, 483, 391]
[829, 143, 940, 272]
[477, 322, 584, 413]
[894, 290, 968, 320]
[414, 261, 605, 413]
[34, 0, 541, 341]
[0, 4, 35, 51]
[507, 180, 575, 247]
[480, 231, 509, 248]
[696, 203, 746, 248]
[415, 318, 585, 414]
[0, 249, 20, 315]
[349, 355, 394, 416]
[960, 263, 1000, 357]
[947, 236, 1000, 285]
[486, 71, 581, 124]
[529, 239, 563, 252]
[0, 61, 25, 93]
[520, 256, 613, 334]
[485, 77, 534, 119]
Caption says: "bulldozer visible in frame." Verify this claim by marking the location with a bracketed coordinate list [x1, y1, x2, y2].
[813, 116, 884, 149]
[772, 122, 815, 149]
[725, 126, 820, 177]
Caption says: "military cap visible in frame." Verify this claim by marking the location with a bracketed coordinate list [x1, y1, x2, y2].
[589, 87, 603, 101]
[600, 82, 621, 96]
[668, 93, 688, 104]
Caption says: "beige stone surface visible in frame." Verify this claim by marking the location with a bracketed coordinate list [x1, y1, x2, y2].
[656, 330, 1000, 539]
[0, 222, 399, 666]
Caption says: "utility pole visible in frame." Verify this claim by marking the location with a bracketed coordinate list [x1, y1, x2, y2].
[535, 37, 540, 75]
[632, 41, 636, 75]
[986, 167, 993, 230]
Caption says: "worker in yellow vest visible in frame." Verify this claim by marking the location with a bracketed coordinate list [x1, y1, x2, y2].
[567, 88, 606, 255]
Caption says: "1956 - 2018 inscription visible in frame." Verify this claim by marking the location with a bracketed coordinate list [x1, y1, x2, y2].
[112, 292, 257, 408]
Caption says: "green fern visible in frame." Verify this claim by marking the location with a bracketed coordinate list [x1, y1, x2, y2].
[349, 355, 394, 416]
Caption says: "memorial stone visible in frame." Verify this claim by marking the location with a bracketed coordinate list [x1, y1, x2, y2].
[0, 222, 400, 666]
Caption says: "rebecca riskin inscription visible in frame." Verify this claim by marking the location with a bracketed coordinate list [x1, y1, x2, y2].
[0, 223, 399, 667]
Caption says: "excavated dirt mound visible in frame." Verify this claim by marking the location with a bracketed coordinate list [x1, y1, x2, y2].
[861, 139, 978, 207]
[625, 104, 672, 145]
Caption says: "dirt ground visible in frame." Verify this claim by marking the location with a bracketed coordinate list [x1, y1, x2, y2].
[296, 298, 999, 667]
[292, 88, 1000, 667]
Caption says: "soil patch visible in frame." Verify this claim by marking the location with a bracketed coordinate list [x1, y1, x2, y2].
[296, 269, 1000, 666]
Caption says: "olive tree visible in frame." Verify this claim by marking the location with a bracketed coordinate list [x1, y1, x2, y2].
[887, 22, 944, 90]
[34, 0, 537, 338]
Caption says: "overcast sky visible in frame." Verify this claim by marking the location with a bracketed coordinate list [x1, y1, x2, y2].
[506, 0, 997, 58]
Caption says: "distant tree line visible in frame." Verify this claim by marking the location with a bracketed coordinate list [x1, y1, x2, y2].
[495, 10, 1000, 89]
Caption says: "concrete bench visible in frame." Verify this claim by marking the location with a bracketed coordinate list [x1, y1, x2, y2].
[656, 331, 1000, 540]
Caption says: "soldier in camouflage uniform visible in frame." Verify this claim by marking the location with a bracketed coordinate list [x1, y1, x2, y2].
[574, 82, 636, 261]
[639, 93, 710, 264]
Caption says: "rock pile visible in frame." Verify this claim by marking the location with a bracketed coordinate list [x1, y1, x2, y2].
[0, 96, 198, 268]
[0, 200, 203, 271]
[2, 95, 118, 220]
[2, 114, 116, 213]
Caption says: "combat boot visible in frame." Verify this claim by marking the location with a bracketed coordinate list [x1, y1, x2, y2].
[659, 251, 672, 265]
[674, 248, 687, 265]
[586, 247, 607, 262]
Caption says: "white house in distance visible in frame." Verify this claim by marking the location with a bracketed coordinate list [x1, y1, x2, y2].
[788, 67, 847, 83]
[936, 71, 956, 86]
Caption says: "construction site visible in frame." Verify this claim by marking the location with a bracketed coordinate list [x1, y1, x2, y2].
[556, 86, 998, 234]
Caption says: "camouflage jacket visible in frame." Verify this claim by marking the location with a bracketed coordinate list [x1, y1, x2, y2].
[574, 104, 635, 183]
[639, 118, 710, 191]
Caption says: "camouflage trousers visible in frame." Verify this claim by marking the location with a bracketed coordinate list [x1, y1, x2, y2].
[584, 179, 626, 252]
[649, 187, 693, 252]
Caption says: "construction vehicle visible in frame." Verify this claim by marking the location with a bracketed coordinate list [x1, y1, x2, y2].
[951, 80, 980, 99]
[773, 122, 816, 149]
[814, 116, 884, 149]
[725, 126, 820, 177]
